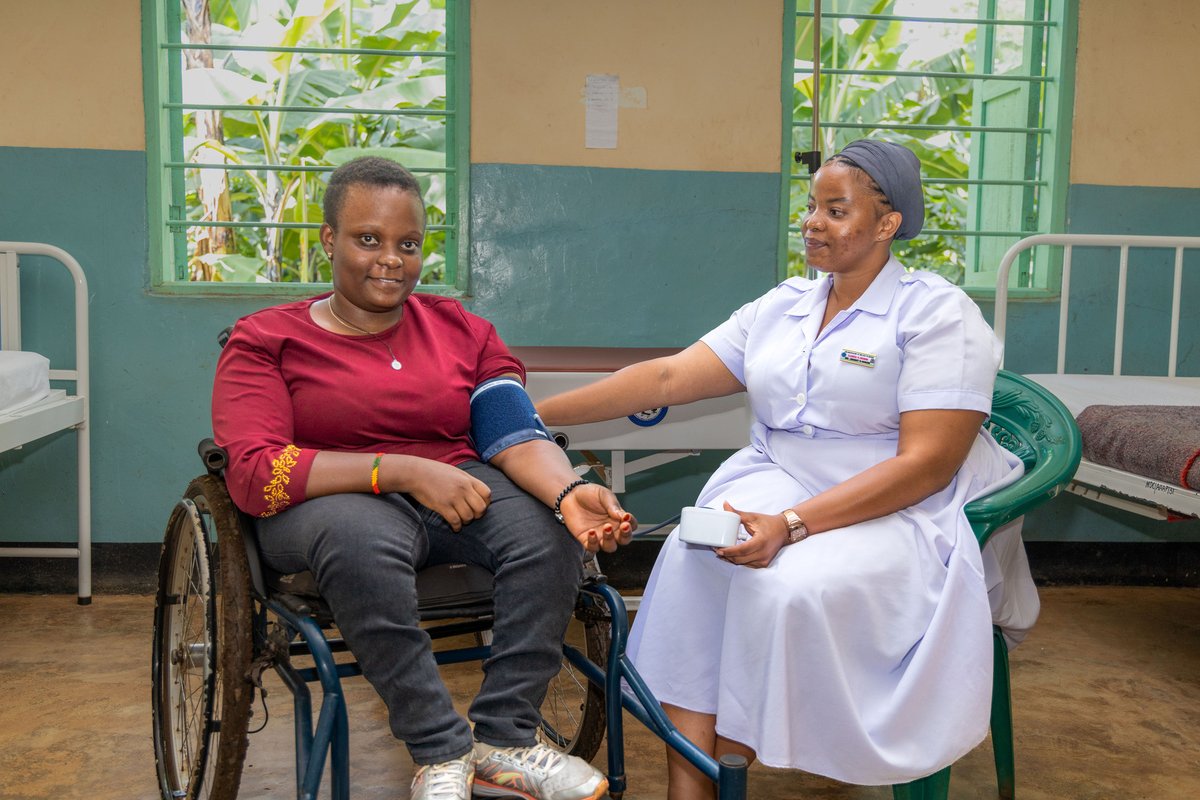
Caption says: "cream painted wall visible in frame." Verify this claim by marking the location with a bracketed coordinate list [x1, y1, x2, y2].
[471, 0, 783, 173]
[0, 0, 145, 151]
[1071, 0, 1200, 187]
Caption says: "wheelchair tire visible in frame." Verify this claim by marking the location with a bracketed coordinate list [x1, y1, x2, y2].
[539, 609, 610, 761]
[152, 475, 255, 800]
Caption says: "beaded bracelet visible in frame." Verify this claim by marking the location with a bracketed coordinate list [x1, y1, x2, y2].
[553, 479, 590, 523]
[370, 452, 385, 495]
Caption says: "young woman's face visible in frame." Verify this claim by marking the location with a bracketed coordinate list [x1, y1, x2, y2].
[320, 184, 424, 314]
[801, 163, 897, 275]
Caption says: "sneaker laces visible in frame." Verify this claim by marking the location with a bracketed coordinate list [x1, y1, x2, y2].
[488, 743, 565, 777]
[412, 754, 473, 800]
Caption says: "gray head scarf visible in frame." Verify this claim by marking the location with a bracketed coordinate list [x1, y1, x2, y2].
[834, 140, 924, 240]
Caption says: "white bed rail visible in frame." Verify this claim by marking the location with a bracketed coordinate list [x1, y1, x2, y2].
[992, 233, 1200, 521]
[0, 241, 91, 603]
[994, 233, 1200, 375]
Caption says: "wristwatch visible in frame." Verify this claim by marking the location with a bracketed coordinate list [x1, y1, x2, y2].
[781, 509, 810, 544]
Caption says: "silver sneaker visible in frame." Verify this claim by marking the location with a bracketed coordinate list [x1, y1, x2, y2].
[410, 752, 474, 800]
[473, 742, 607, 800]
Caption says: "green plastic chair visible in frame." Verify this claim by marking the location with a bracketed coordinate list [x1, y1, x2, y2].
[892, 370, 1082, 800]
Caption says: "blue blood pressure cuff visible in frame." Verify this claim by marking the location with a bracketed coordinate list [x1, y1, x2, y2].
[469, 376, 552, 462]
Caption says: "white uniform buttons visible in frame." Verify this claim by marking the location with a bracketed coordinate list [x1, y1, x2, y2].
[795, 393, 807, 405]
[801, 424, 814, 436]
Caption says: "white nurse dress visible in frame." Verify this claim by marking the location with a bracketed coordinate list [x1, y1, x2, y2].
[625, 258, 1035, 785]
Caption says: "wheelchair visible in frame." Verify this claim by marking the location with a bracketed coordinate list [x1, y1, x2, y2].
[150, 439, 618, 800]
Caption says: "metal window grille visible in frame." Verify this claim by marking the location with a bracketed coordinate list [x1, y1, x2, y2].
[785, 0, 1072, 288]
[146, 0, 467, 290]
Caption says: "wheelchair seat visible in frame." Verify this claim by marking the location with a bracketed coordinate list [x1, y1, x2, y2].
[242, 512, 497, 624]
[263, 562, 495, 617]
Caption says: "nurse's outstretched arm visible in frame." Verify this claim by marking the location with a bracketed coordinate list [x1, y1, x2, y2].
[536, 341, 743, 426]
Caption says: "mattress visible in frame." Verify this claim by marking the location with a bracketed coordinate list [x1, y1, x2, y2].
[1026, 373, 1200, 517]
[0, 350, 50, 415]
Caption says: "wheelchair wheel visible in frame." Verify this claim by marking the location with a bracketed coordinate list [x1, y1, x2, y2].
[539, 608, 610, 761]
[152, 475, 255, 800]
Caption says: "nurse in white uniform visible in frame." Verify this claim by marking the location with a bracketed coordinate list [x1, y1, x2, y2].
[537, 140, 1033, 798]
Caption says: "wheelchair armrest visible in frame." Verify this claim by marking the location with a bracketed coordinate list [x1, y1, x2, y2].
[198, 437, 228, 476]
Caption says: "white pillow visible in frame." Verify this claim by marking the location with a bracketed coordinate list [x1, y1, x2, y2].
[0, 350, 51, 415]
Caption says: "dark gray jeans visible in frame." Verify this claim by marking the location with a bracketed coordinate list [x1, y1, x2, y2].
[255, 460, 585, 765]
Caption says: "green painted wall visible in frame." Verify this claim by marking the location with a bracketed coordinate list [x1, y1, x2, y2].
[2, 149, 1198, 545]
[468, 164, 780, 346]
[0, 150, 778, 543]
[0, 148, 271, 543]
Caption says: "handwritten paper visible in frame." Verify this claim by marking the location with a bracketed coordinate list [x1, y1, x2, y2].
[585, 74, 619, 149]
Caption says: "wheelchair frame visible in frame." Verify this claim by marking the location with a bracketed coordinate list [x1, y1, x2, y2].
[150, 446, 750, 800]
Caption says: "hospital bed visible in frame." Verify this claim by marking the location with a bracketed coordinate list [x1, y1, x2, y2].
[994, 233, 1200, 521]
[0, 242, 91, 603]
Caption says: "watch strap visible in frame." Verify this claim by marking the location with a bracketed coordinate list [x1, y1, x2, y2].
[781, 509, 809, 544]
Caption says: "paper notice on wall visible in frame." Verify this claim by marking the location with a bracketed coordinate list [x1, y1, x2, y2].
[585, 74, 619, 149]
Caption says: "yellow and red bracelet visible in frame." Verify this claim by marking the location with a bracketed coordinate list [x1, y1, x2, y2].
[370, 452, 385, 495]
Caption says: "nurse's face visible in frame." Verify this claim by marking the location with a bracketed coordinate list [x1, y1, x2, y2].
[802, 163, 899, 274]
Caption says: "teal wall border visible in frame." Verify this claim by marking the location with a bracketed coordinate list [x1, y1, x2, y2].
[1, 146, 1196, 544]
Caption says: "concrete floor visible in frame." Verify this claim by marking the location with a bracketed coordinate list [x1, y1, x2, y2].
[0, 586, 1197, 800]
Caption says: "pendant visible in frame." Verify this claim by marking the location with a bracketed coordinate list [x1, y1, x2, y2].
[390, 359, 403, 370]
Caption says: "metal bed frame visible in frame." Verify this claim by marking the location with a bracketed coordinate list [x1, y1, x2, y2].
[993, 233, 1200, 521]
[0, 241, 91, 603]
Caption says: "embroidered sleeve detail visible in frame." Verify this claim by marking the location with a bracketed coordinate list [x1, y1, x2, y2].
[260, 444, 302, 517]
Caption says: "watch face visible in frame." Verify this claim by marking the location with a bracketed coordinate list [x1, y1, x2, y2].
[783, 510, 807, 543]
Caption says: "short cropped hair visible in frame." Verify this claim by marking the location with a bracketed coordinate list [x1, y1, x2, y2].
[323, 156, 425, 228]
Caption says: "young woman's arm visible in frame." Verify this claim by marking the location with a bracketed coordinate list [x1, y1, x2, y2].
[490, 439, 636, 552]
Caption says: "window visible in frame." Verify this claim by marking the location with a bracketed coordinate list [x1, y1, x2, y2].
[143, 0, 468, 292]
[784, 0, 1075, 290]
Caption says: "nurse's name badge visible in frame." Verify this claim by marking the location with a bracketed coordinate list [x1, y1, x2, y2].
[839, 348, 876, 368]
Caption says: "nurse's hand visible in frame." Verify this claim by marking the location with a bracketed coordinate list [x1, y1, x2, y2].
[714, 501, 788, 568]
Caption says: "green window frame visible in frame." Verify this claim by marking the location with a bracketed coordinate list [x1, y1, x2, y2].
[142, 0, 470, 295]
[782, 0, 1077, 293]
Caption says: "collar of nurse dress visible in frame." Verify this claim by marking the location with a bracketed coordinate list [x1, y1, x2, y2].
[782, 256, 905, 321]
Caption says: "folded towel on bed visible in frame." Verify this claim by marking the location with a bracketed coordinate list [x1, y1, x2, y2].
[0, 350, 51, 415]
[1076, 405, 1200, 490]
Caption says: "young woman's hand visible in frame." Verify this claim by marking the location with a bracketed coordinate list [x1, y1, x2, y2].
[401, 458, 492, 532]
[559, 484, 637, 553]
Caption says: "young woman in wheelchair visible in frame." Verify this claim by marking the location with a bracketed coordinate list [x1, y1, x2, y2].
[212, 156, 635, 800]
[537, 140, 1039, 799]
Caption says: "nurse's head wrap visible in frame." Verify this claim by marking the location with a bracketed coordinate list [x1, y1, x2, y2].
[829, 139, 924, 240]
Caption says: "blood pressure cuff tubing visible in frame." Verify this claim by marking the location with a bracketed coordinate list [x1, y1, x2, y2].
[469, 376, 552, 462]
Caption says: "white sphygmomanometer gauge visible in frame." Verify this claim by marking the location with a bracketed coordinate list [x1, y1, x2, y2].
[628, 407, 668, 427]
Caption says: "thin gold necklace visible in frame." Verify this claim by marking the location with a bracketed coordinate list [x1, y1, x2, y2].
[326, 297, 403, 371]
